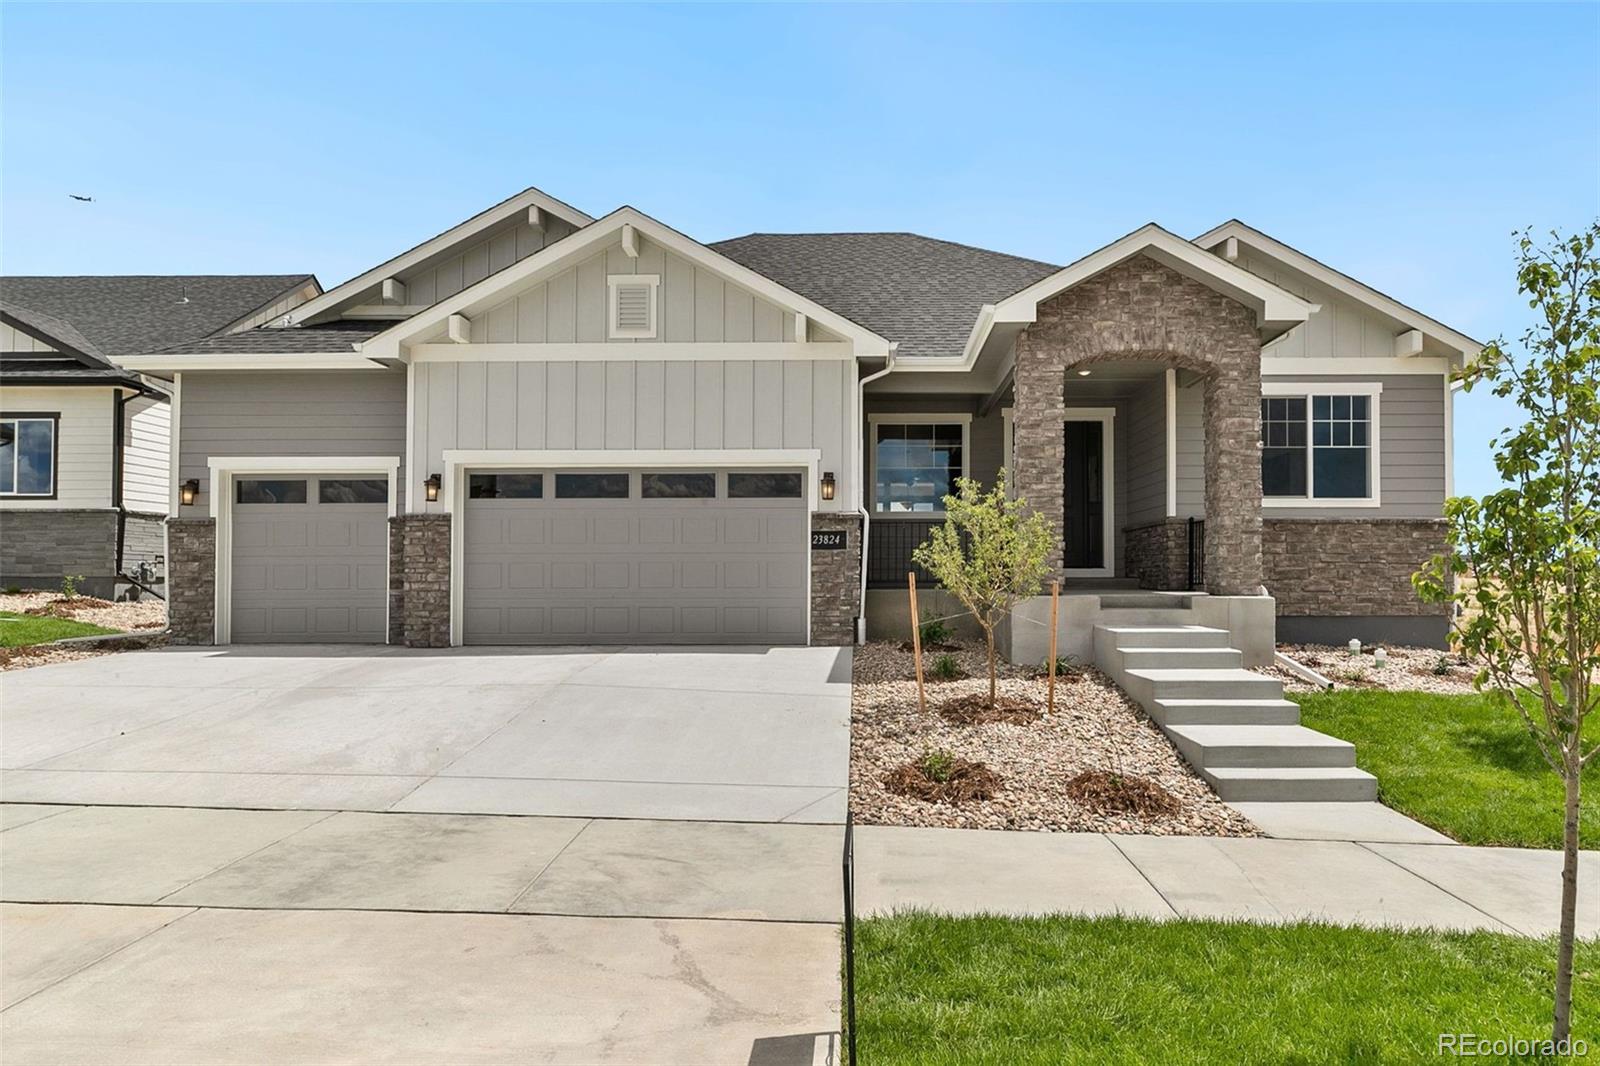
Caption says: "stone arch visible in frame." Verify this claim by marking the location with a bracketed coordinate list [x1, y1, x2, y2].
[1011, 254, 1264, 596]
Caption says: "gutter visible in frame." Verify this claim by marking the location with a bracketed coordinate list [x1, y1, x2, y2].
[855, 347, 898, 643]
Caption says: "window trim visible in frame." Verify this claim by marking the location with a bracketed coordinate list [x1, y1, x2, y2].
[0, 411, 60, 499]
[867, 413, 972, 518]
[1260, 382, 1382, 508]
[606, 274, 660, 340]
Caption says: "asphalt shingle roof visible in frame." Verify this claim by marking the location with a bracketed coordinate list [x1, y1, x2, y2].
[711, 232, 1060, 359]
[0, 274, 314, 357]
[154, 321, 385, 355]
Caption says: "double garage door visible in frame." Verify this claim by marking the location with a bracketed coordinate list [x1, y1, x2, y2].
[227, 468, 809, 646]
[463, 469, 808, 645]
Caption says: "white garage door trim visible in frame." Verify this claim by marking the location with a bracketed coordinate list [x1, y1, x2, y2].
[441, 449, 822, 647]
[208, 456, 400, 645]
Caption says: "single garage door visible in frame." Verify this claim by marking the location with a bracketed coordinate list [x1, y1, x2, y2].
[464, 469, 808, 645]
[230, 475, 389, 643]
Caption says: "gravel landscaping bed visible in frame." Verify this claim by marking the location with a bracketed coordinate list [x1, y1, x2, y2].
[851, 641, 1258, 836]
[1266, 643, 1478, 695]
[0, 592, 166, 671]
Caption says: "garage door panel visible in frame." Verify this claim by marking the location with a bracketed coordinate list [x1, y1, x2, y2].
[231, 485, 386, 645]
[463, 469, 808, 645]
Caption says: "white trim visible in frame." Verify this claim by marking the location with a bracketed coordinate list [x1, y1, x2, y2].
[1193, 220, 1484, 362]
[439, 448, 822, 647]
[1262, 356, 1450, 376]
[1443, 371, 1454, 498]
[408, 341, 853, 363]
[404, 362, 417, 513]
[1164, 368, 1178, 518]
[273, 186, 593, 327]
[1001, 406, 1015, 498]
[1061, 407, 1116, 578]
[1260, 382, 1383, 509]
[117, 354, 387, 373]
[865, 413, 972, 518]
[168, 372, 183, 513]
[362, 207, 894, 361]
[446, 314, 471, 344]
[207, 456, 401, 645]
[606, 274, 660, 340]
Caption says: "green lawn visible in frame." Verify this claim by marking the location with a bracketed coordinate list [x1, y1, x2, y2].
[855, 913, 1598, 1065]
[1295, 690, 1597, 849]
[0, 611, 117, 648]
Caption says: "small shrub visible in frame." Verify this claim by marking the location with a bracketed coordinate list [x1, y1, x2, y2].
[931, 653, 961, 681]
[918, 618, 953, 646]
[60, 575, 83, 598]
[1036, 654, 1084, 680]
[919, 748, 956, 783]
[4, 586, 19, 595]
[1433, 654, 1453, 676]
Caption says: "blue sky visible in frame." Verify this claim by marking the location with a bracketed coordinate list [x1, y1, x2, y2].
[2, 2, 1596, 498]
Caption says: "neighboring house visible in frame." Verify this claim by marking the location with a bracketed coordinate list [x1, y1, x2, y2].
[0, 274, 320, 597]
[113, 186, 1478, 651]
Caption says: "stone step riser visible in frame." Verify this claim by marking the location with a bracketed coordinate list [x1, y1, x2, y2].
[1172, 738, 1356, 769]
[1150, 701, 1301, 727]
[1116, 649, 1244, 671]
[1101, 628, 1232, 649]
[1134, 677, 1286, 702]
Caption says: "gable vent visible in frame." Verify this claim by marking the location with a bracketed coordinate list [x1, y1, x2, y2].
[608, 274, 659, 339]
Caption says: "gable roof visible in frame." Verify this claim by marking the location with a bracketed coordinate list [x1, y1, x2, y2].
[711, 232, 1059, 360]
[0, 274, 316, 357]
[1192, 219, 1484, 360]
[1, 299, 112, 365]
[363, 207, 896, 359]
[276, 186, 594, 328]
[154, 321, 385, 355]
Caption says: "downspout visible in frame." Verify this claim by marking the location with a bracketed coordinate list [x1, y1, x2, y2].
[112, 390, 127, 576]
[855, 348, 897, 644]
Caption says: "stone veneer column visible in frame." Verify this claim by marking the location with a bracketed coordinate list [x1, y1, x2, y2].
[165, 517, 216, 645]
[390, 513, 452, 648]
[1010, 255, 1263, 594]
[809, 512, 862, 646]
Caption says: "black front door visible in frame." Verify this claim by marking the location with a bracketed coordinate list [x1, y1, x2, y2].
[1063, 420, 1104, 569]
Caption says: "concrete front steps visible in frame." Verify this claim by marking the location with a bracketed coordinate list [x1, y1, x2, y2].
[1094, 623, 1377, 803]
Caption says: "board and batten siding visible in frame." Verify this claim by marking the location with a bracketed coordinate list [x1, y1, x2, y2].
[462, 235, 815, 346]
[1237, 250, 1414, 362]
[1, 323, 56, 352]
[0, 386, 113, 509]
[1124, 377, 1167, 528]
[122, 395, 170, 514]
[414, 357, 855, 509]
[177, 371, 406, 519]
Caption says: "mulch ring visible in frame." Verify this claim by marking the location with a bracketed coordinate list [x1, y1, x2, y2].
[23, 596, 115, 618]
[938, 693, 1044, 726]
[1064, 770, 1182, 818]
[884, 757, 1004, 805]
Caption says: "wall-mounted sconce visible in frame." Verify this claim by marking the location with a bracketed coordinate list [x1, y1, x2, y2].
[180, 479, 200, 506]
[1076, 369, 1092, 377]
[424, 473, 442, 503]
[820, 471, 836, 502]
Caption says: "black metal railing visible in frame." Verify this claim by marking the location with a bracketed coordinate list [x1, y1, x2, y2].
[842, 810, 857, 1064]
[866, 518, 941, 588]
[1186, 517, 1205, 591]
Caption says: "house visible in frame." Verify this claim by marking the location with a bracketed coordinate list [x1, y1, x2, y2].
[0, 274, 320, 597]
[112, 186, 1477, 653]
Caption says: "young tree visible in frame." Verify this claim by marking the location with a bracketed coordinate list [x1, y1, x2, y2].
[913, 470, 1055, 706]
[1415, 223, 1599, 1045]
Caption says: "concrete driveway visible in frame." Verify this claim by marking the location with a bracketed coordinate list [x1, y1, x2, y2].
[1, 646, 850, 1063]
[0, 644, 851, 823]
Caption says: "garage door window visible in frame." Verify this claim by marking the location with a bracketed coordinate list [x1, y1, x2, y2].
[318, 478, 388, 504]
[727, 471, 803, 498]
[470, 473, 542, 499]
[236, 479, 307, 504]
[642, 472, 716, 499]
[556, 472, 629, 498]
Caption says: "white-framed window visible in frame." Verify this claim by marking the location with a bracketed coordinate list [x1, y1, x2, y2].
[607, 274, 660, 339]
[0, 414, 57, 497]
[868, 414, 971, 514]
[1261, 382, 1381, 506]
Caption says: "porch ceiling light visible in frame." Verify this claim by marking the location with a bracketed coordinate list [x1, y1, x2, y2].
[179, 479, 199, 506]
[1076, 369, 1092, 377]
[424, 473, 442, 502]
[821, 471, 836, 502]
